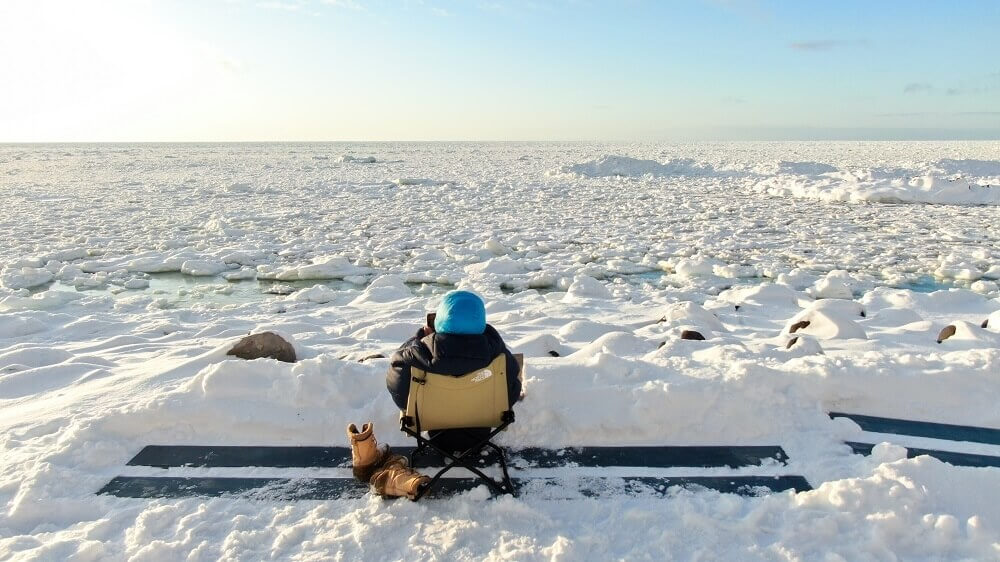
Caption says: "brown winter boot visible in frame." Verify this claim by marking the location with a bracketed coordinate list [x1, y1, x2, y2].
[370, 454, 431, 500]
[347, 422, 386, 482]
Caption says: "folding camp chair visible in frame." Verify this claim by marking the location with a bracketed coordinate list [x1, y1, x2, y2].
[399, 353, 518, 500]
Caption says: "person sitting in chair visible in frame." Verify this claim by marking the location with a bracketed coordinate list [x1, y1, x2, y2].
[346, 290, 522, 499]
[388, 290, 522, 452]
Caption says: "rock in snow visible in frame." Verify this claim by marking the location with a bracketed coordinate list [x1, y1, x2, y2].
[227, 332, 297, 363]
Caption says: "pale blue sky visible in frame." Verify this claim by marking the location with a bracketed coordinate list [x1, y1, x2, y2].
[1, 0, 998, 141]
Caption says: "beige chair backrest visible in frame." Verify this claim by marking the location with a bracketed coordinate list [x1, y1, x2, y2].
[403, 354, 509, 431]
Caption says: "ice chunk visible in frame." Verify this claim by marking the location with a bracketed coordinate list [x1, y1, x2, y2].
[675, 257, 723, 278]
[180, 260, 228, 276]
[465, 257, 528, 275]
[223, 268, 257, 281]
[810, 271, 855, 299]
[562, 276, 612, 301]
[277, 257, 371, 281]
[291, 284, 338, 304]
[337, 155, 376, 163]
[350, 275, 410, 305]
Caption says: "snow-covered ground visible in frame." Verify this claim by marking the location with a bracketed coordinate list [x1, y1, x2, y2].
[1, 142, 999, 560]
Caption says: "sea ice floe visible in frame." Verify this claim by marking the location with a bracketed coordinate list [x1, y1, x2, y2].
[222, 267, 257, 281]
[465, 257, 532, 275]
[274, 257, 373, 281]
[291, 284, 339, 304]
[755, 160, 1000, 205]
[393, 177, 448, 186]
[337, 155, 376, 163]
[0, 291, 82, 312]
[180, 260, 228, 276]
[0, 266, 54, 290]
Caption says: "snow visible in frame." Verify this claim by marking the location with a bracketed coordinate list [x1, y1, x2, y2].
[1, 142, 999, 560]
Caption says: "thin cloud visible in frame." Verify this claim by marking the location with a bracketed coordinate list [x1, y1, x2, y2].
[876, 112, 933, 118]
[321, 0, 362, 9]
[789, 39, 866, 51]
[905, 71, 1000, 97]
[257, 1, 303, 11]
[903, 82, 934, 94]
[876, 111, 1000, 118]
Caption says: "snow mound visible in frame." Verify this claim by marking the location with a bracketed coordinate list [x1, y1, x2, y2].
[549, 155, 715, 178]
[556, 319, 621, 342]
[657, 302, 726, 333]
[984, 310, 1000, 330]
[562, 276, 612, 301]
[935, 320, 1000, 347]
[810, 271, 856, 299]
[783, 308, 868, 340]
[717, 283, 804, 310]
[509, 333, 571, 358]
[568, 331, 654, 360]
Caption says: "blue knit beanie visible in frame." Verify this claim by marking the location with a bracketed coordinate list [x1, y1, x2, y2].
[434, 290, 486, 335]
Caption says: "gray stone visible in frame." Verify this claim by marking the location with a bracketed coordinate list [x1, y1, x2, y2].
[936, 325, 957, 344]
[789, 320, 811, 334]
[227, 332, 296, 363]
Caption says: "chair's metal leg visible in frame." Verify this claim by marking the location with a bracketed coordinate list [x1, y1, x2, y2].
[402, 418, 518, 499]
[483, 441, 517, 496]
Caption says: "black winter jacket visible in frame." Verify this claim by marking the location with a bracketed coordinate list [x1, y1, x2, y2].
[386, 324, 522, 411]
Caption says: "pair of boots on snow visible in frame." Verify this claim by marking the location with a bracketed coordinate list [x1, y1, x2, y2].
[347, 422, 429, 499]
